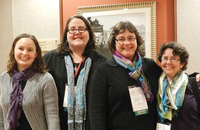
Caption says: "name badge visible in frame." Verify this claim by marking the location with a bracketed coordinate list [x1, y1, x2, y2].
[128, 85, 148, 116]
[63, 84, 77, 108]
[63, 84, 68, 107]
[156, 122, 171, 130]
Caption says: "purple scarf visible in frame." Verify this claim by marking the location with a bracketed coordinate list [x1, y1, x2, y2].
[7, 66, 36, 130]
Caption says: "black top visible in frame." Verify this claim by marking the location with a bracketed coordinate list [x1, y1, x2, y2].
[16, 81, 32, 130]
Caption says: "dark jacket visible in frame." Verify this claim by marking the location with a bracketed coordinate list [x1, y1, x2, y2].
[43, 49, 106, 130]
[89, 57, 162, 130]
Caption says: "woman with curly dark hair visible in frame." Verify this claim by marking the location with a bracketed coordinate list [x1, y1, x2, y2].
[157, 41, 200, 130]
[0, 33, 60, 130]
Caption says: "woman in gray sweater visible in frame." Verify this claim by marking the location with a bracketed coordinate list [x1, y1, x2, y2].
[0, 33, 60, 130]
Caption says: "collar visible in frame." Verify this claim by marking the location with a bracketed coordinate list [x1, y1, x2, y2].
[87, 50, 96, 62]
[106, 57, 120, 67]
[62, 50, 97, 62]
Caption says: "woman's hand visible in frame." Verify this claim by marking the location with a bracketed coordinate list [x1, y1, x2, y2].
[195, 74, 200, 82]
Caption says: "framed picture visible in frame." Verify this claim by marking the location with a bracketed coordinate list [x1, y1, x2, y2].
[77, 1, 156, 61]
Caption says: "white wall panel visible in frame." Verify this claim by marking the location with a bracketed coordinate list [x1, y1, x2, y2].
[177, 0, 200, 74]
[12, 0, 60, 40]
[0, 0, 13, 73]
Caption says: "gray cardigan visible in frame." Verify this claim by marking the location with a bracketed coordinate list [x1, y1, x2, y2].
[0, 71, 60, 130]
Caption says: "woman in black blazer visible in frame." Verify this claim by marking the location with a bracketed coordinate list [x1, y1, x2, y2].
[43, 15, 106, 130]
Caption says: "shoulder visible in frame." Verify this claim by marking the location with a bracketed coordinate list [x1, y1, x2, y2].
[28, 72, 56, 88]
[142, 57, 160, 68]
[88, 51, 107, 68]
[142, 57, 156, 64]
[0, 71, 10, 81]
[94, 57, 117, 71]
[105, 57, 118, 67]
[43, 49, 60, 61]
[88, 51, 107, 62]
[43, 49, 64, 65]
[141, 57, 162, 76]
[34, 72, 54, 80]
[188, 76, 197, 86]
[44, 49, 57, 57]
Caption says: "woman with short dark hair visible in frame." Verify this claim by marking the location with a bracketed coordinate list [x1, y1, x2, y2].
[157, 41, 200, 130]
[89, 21, 162, 130]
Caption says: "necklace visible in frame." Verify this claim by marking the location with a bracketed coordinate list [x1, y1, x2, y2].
[74, 63, 79, 72]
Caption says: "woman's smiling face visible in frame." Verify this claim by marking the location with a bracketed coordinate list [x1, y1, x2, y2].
[115, 29, 137, 61]
[14, 38, 38, 71]
[161, 48, 185, 81]
[67, 18, 89, 52]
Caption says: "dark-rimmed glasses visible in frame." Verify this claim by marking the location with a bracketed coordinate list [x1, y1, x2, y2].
[68, 28, 88, 34]
[115, 37, 136, 44]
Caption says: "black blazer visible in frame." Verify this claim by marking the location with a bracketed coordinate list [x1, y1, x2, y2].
[43, 49, 107, 130]
[89, 57, 162, 130]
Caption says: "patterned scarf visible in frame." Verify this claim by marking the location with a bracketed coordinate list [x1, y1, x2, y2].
[7, 66, 36, 130]
[113, 50, 153, 102]
[64, 55, 92, 130]
[157, 70, 188, 122]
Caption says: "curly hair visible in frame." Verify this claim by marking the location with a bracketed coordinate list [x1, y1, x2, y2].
[107, 21, 144, 54]
[157, 41, 189, 71]
[57, 15, 97, 57]
[7, 33, 47, 76]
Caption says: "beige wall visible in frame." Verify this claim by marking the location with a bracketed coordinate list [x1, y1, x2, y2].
[12, 0, 60, 39]
[0, 0, 12, 73]
[0, 0, 60, 73]
[177, 0, 200, 74]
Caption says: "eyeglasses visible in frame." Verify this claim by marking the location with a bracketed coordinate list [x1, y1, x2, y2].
[161, 57, 180, 63]
[68, 28, 88, 34]
[115, 37, 136, 44]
